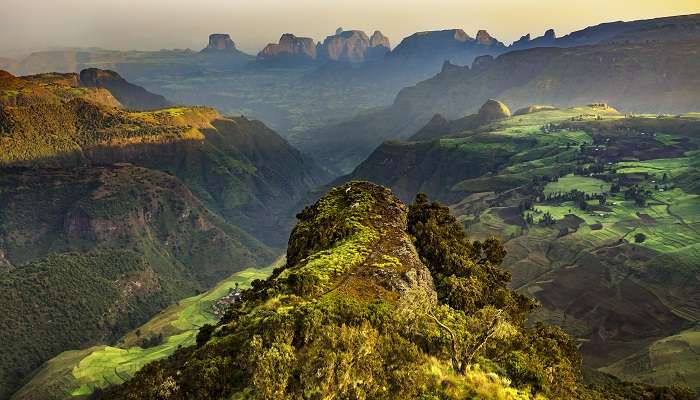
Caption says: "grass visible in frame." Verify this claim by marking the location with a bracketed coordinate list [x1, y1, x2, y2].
[543, 175, 611, 196]
[15, 263, 277, 398]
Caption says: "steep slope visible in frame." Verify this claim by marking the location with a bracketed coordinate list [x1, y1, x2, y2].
[0, 70, 122, 108]
[79, 68, 171, 110]
[304, 39, 700, 173]
[98, 182, 694, 399]
[11, 264, 276, 399]
[0, 74, 329, 244]
[339, 106, 700, 390]
[0, 165, 274, 399]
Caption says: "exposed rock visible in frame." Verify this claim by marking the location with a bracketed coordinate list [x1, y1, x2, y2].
[258, 33, 317, 63]
[336, 27, 344, 35]
[79, 68, 171, 110]
[477, 99, 511, 122]
[0, 70, 14, 79]
[370, 30, 391, 49]
[475, 30, 496, 45]
[471, 54, 494, 72]
[201, 33, 237, 52]
[318, 30, 371, 63]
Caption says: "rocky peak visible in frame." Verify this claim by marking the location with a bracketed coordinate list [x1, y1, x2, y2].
[0, 70, 14, 80]
[543, 28, 556, 40]
[477, 99, 512, 122]
[202, 33, 237, 52]
[318, 29, 371, 63]
[336, 27, 344, 35]
[258, 33, 317, 61]
[370, 30, 391, 49]
[475, 29, 495, 45]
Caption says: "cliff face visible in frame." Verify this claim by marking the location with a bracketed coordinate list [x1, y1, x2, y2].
[304, 38, 700, 174]
[201, 33, 238, 52]
[257, 34, 317, 63]
[79, 68, 171, 110]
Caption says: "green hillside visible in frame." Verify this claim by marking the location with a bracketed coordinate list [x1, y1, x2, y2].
[12, 264, 276, 399]
[0, 72, 327, 399]
[0, 165, 274, 399]
[344, 104, 700, 392]
[95, 182, 693, 399]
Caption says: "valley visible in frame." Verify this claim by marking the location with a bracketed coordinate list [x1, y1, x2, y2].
[1, 8, 700, 400]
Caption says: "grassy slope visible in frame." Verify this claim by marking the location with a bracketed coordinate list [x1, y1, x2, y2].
[12, 263, 278, 399]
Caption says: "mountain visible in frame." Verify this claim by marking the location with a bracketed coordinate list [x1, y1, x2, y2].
[302, 38, 700, 173]
[78, 68, 171, 110]
[336, 104, 700, 391]
[200, 33, 238, 53]
[317, 29, 390, 63]
[386, 29, 506, 70]
[0, 165, 274, 399]
[0, 72, 329, 245]
[0, 71, 328, 398]
[510, 13, 700, 50]
[257, 34, 317, 64]
[97, 181, 694, 399]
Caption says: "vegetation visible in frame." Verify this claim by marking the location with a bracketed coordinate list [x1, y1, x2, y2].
[0, 166, 273, 399]
[11, 265, 275, 399]
[93, 182, 693, 399]
[346, 106, 700, 393]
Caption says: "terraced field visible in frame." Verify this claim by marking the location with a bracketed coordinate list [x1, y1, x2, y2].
[12, 263, 278, 399]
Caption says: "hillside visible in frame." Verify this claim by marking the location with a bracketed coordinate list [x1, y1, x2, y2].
[95, 181, 693, 399]
[11, 264, 277, 399]
[0, 73, 329, 245]
[0, 165, 274, 399]
[302, 39, 700, 173]
[340, 104, 700, 391]
[0, 72, 328, 399]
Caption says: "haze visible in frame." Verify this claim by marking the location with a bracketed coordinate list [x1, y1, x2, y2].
[1, 0, 699, 57]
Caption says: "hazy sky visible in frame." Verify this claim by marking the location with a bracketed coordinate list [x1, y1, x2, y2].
[1, 0, 699, 57]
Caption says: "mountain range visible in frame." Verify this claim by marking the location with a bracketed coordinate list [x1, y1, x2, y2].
[0, 69, 327, 398]
[1, 10, 700, 400]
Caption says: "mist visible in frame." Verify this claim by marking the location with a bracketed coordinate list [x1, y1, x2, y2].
[1, 0, 699, 57]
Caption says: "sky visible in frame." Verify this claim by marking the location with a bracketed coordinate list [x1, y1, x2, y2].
[1, 0, 699, 57]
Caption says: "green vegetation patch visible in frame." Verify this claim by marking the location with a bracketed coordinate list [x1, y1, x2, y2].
[543, 175, 611, 196]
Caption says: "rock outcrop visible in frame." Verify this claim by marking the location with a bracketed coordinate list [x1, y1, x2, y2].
[317, 29, 371, 63]
[79, 68, 171, 110]
[477, 99, 511, 122]
[201, 33, 237, 52]
[257, 33, 317, 63]
[388, 28, 506, 67]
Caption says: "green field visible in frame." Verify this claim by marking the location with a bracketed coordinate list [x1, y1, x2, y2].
[13, 262, 278, 399]
[543, 175, 611, 195]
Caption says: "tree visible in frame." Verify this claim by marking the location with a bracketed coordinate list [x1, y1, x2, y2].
[634, 233, 647, 243]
